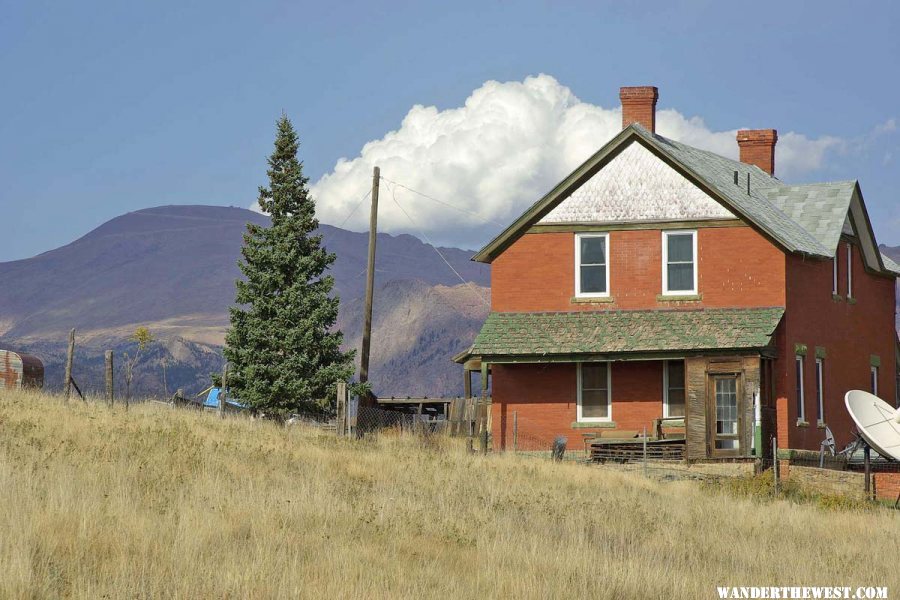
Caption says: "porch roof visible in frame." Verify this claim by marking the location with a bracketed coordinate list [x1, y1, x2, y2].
[458, 307, 784, 361]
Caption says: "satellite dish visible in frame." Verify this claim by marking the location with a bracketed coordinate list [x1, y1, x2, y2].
[844, 390, 900, 461]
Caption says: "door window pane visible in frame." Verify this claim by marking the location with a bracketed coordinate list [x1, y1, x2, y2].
[715, 377, 738, 436]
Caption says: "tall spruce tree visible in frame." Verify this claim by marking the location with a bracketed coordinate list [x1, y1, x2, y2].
[225, 115, 353, 417]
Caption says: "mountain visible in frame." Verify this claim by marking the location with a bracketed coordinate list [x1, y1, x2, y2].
[0, 205, 490, 398]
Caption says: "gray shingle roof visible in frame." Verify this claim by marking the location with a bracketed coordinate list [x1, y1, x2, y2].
[469, 307, 785, 358]
[648, 130, 834, 257]
[880, 252, 900, 276]
[762, 181, 857, 256]
[474, 124, 875, 265]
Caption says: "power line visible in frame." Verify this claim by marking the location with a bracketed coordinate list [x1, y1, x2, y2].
[337, 188, 372, 228]
[378, 175, 504, 228]
[383, 180, 490, 308]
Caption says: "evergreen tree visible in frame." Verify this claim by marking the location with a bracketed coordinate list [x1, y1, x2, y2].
[224, 115, 353, 418]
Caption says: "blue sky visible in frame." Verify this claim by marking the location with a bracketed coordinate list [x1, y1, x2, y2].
[1, 1, 898, 261]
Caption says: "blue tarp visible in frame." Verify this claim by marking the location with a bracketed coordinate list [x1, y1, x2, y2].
[204, 387, 247, 409]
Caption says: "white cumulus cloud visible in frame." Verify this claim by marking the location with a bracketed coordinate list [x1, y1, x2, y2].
[305, 74, 846, 249]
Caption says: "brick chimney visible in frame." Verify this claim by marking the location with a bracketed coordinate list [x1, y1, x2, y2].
[620, 86, 658, 132]
[736, 129, 778, 175]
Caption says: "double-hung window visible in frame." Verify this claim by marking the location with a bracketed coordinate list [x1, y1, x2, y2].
[663, 360, 685, 418]
[815, 358, 824, 425]
[832, 257, 838, 295]
[662, 231, 697, 295]
[846, 243, 853, 299]
[795, 355, 806, 423]
[871, 365, 879, 396]
[577, 362, 611, 422]
[575, 233, 609, 297]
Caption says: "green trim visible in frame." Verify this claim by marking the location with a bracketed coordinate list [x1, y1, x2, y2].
[570, 421, 616, 429]
[848, 296, 857, 305]
[479, 348, 766, 364]
[870, 354, 881, 368]
[794, 343, 808, 356]
[529, 219, 744, 234]
[815, 346, 827, 359]
[570, 296, 615, 304]
[656, 293, 703, 302]
[831, 293, 844, 302]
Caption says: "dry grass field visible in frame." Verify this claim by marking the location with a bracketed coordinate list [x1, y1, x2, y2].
[1, 389, 899, 599]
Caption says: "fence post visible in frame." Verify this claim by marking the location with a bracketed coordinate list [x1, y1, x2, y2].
[772, 437, 779, 495]
[513, 411, 518, 452]
[336, 382, 347, 436]
[864, 444, 872, 499]
[642, 426, 648, 478]
[105, 350, 114, 407]
[219, 364, 228, 419]
[64, 328, 75, 400]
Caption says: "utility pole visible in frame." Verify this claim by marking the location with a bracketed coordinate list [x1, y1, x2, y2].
[359, 166, 380, 403]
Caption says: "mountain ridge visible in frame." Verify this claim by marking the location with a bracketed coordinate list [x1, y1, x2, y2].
[0, 205, 491, 397]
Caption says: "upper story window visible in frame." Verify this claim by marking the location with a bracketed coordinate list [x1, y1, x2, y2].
[846, 243, 853, 299]
[832, 257, 838, 296]
[575, 233, 609, 297]
[662, 230, 697, 295]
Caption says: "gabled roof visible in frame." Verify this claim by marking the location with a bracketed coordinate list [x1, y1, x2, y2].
[457, 307, 785, 361]
[473, 125, 893, 276]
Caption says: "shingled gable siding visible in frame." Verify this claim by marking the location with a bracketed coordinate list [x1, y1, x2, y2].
[780, 243, 897, 451]
[490, 361, 665, 450]
[491, 225, 785, 312]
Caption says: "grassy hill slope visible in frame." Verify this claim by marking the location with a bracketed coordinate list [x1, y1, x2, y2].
[2, 391, 898, 598]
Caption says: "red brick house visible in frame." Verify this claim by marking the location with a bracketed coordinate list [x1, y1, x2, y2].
[456, 85, 900, 460]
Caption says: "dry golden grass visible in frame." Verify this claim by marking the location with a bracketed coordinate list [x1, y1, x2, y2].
[1, 389, 899, 599]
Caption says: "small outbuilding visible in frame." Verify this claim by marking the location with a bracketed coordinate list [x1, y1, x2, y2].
[0, 349, 44, 390]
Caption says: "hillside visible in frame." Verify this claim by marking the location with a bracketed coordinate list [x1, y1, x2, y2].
[2, 390, 898, 598]
[0, 205, 490, 397]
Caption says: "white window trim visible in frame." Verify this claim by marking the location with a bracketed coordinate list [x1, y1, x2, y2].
[576, 362, 612, 423]
[661, 230, 698, 296]
[796, 355, 806, 422]
[832, 257, 838, 295]
[846, 243, 853, 299]
[872, 365, 879, 396]
[815, 358, 824, 425]
[662, 359, 685, 418]
[574, 233, 610, 298]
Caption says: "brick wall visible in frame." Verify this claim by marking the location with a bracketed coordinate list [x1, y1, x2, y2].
[779, 242, 897, 450]
[491, 225, 785, 312]
[491, 361, 666, 450]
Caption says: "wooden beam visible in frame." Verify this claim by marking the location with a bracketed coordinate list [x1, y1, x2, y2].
[359, 165, 380, 390]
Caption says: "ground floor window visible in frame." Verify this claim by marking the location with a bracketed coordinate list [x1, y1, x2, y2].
[815, 358, 824, 425]
[577, 362, 611, 422]
[795, 356, 805, 423]
[663, 360, 685, 418]
[871, 365, 879, 396]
